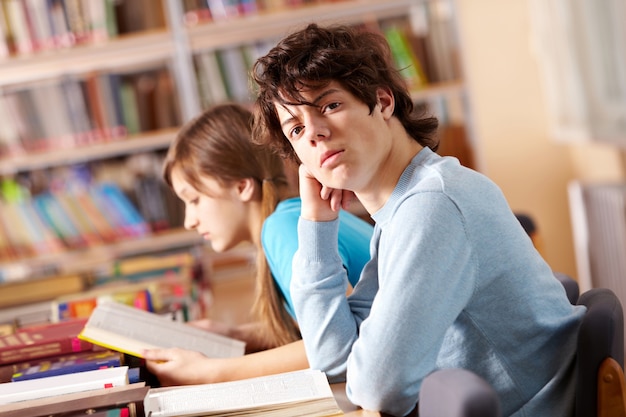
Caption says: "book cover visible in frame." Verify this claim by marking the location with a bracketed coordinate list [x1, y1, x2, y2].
[78, 301, 245, 359]
[0, 365, 130, 405]
[0, 318, 94, 365]
[143, 369, 342, 417]
[11, 349, 122, 381]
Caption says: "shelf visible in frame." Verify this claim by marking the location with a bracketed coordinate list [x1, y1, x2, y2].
[0, 228, 204, 284]
[187, 0, 416, 51]
[0, 30, 175, 87]
[411, 80, 465, 102]
[0, 128, 178, 175]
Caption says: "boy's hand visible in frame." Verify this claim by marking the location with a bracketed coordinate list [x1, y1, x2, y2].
[298, 164, 353, 221]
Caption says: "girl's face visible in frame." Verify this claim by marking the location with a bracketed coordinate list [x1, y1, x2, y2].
[170, 168, 252, 253]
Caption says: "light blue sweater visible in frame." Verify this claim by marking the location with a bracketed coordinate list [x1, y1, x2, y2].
[291, 148, 585, 417]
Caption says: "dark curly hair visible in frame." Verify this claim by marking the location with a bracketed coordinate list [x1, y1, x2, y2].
[252, 23, 439, 162]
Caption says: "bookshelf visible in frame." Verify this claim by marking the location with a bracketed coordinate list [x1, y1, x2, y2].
[0, 0, 469, 318]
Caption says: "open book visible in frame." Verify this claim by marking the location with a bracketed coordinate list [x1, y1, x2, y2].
[78, 301, 245, 359]
[143, 369, 343, 417]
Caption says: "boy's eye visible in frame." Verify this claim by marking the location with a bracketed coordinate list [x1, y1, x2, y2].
[323, 102, 340, 112]
[290, 126, 304, 138]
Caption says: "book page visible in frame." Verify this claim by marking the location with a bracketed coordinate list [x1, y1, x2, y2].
[144, 369, 341, 417]
[79, 301, 245, 358]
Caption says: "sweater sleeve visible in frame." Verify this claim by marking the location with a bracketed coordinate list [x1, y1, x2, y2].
[291, 217, 360, 380]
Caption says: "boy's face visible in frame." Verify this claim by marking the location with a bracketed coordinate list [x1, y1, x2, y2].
[274, 82, 394, 194]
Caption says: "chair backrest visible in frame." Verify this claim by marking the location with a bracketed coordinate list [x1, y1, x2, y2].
[576, 287, 625, 417]
[554, 272, 580, 304]
[419, 368, 501, 417]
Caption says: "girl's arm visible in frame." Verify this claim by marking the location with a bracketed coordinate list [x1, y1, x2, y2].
[143, 339, 309, 386]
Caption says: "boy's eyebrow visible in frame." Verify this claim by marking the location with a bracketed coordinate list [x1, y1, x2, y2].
[311, 88, 340, 105]
[279, 88, 342, 129]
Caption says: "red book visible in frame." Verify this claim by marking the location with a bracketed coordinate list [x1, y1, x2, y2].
[0, 319, 94, 366]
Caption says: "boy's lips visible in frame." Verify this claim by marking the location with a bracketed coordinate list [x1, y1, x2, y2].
[320, 149, 344, 167]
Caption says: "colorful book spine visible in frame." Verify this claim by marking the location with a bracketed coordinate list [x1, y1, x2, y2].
[31, 192, 87, 249]
[11, 350, 122, 381]
[94, 183, 150, 238]
[384, 25, 428, 91]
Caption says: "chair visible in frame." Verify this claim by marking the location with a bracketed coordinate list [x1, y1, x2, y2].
[555, 271, 580, 304]
[419, 368, 501, 417]
[576, 287, 626, 417]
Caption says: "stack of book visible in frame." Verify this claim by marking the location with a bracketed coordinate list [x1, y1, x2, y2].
[0, 302, 344, 417]
[0, 319, 117, 383]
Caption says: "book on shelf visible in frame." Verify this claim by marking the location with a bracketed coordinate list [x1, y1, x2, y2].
[78, 301, 245, 359]
[0, 199, 36, 259]
[88, 182, 151, 239]
[143, 368, 342, 417]
[384, 25, 428, 91]
[0, 365, 131, 405]
[0, 272, 85, 310]
[216, 46, 254, 103]
[0, 92, 24, 157]
[32, 191, 89, 249]
[11, 349, 122, 381]
[0, 318, 94, 366]
[1, 0, 122, 58]
[195, 49, 230, 108]
[0, 381, 148, 417]
[52, 283, 155, 322]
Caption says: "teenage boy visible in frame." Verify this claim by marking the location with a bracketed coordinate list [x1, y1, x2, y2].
[252, 23, 584, 417]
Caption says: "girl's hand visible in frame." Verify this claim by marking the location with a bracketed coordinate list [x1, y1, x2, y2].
[143, 348, 225, 386]
[298, 164, 354, 221]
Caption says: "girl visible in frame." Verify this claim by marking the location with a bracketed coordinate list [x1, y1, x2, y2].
[142, 103, 373, 385]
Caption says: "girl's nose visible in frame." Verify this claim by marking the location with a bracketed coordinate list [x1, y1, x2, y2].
[183, 210, 198, 230]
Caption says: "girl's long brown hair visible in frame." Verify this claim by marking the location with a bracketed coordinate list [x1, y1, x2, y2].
[162, 103, 301, 348]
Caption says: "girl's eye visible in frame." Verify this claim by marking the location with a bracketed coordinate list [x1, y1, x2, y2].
[189, 198, 199, 206]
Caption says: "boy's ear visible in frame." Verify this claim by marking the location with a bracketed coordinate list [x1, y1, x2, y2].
[236, 178, 257, 202]
[377, 87, 395, 119]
